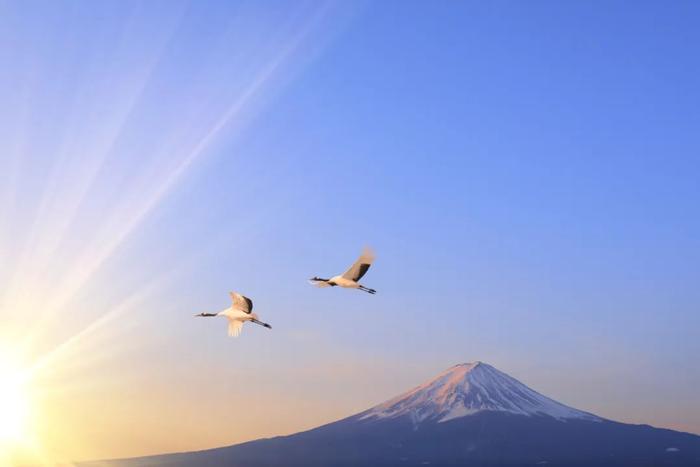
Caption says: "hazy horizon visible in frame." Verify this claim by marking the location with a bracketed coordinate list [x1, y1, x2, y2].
[0, 1, 698, 465]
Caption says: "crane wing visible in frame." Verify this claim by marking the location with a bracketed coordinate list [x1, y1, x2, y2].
[227, 319, 244, 337]
[230, 291, 253, 314]
[341, 247, 375, 282]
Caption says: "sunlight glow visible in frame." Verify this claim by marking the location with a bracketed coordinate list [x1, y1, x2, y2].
[0, 2, 351, 462]
[0, 356, 30, 445]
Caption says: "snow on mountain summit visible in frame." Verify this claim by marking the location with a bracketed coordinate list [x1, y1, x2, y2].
[360, 361, 600, 425]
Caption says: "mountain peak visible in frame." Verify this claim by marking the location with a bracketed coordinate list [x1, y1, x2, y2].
[115, 360, 700, 466]
[359, 361, 600, 425]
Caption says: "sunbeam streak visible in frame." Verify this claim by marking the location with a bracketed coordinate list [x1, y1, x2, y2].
[0, 2, 353, 463]
[0, 5, 187, 322]
[5, 3, 340, 348]
[28, 275, 167, 380]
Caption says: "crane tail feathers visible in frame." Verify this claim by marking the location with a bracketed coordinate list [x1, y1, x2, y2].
[228, 320, 244, 337]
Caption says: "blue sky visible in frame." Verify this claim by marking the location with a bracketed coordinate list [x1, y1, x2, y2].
[0, 0, 699, 462]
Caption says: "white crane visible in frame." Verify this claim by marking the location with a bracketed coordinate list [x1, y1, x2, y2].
[195, 292, 271, 337]
[309, 247, 376, 294]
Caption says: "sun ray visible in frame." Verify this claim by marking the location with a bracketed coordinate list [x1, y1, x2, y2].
[0, 4, 188, 335]
[10, 4, 340, 356]
[0, 2, 355, 463]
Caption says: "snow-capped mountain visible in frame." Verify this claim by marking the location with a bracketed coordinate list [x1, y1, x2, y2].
[359, 361, 600, 424]
[94, 362, 700, 467]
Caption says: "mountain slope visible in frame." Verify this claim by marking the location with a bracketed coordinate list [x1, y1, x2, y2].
[91, 362, 700, 467]
[358, 362, 600, 424]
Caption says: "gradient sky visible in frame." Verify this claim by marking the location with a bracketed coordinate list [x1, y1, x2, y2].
[1, 0, 699, 464]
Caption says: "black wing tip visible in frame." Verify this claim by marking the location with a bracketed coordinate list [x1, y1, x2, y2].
[355, 263, 371, 281]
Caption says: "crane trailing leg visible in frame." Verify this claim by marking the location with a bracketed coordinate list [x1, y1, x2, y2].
[359, 285, 376, 294]
[250, 318, 272, 329]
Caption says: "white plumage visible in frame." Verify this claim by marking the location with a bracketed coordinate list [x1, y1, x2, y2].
[195, 292, 271, 337]
[309, 247, 377, 294]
